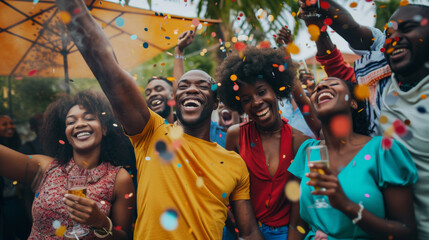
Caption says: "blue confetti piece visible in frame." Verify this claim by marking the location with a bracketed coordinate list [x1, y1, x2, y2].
[29, 156, 32, 159]
[164, 119, 169, 124]
[165, 36, 170, 40]
[190, 30, 194, 34]
[35, 192, 40, 198]
[250, 142, 255, 147]
[177, 164, 181, 168]
[144, 28, 148, 31]
[160, 13, 164, 17]
[116, 17, 125, 27]
[417, 106, 426, 113]
[155, 12, 158, 16]
[257, 75, 263, 78]
[284, 63, 287, 69]
[33, 0, 39, 4]
[143, 42, 149, 48]
[211, 84, 218, 91]
[222, 192, 227, 198]
[130, 34, 137, 40]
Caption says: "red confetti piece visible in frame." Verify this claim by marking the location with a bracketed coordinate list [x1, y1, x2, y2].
[381, 137, 393, 150]
[385, 38, 392, 44]
[59, 140, 65, 145]
[303, 105, 310, 113]
[392, 119, 407, 136]
[192, 18, 200, 26]
[380, 48, 386, 53]
[234, 42, 246, 51]
[421, 19, 428, 26]
[279, 65, 285, 72]
[233, 84, 239, 91]
[114, 226, 122, 231]
[320, 1, 330, 9]
[167, 100, 176, 107]
[324, 18, 332, 25]
[394, 36, 400, 42]
[28, 69, 37, 76]
[330, 115, 351, 138]
[73, 8, 81, 15]
[239, 13, 243, 17]
[211, 32, 216, 37]
[320, 25, 327, 32]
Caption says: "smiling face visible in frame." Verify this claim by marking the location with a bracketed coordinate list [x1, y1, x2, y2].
[217, 102, 239, 129]
[310, 78, 355, 118]
[175, 70, 218, 127]
[238, 80, 281, 130]
[0, 116, 16, 138]
[384, 5, 429, 77]
[65, 105, 105, 154]
[145, 79, 173, 118]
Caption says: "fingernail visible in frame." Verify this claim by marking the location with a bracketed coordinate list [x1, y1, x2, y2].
[63, 197, 66, 201]
[309, 163, 314, 167]
[305, 173, 309, 177]
[64, 194, 69, 197]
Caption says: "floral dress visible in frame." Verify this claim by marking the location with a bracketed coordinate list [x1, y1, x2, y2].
[29, 159, 121, 239]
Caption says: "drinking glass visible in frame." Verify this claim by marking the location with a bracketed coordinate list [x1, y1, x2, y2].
[64, 175, 89, 238]
[306, 144, 330, 208]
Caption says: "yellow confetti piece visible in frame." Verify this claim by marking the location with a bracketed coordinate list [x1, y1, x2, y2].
[379, 115, 388, 124]
[59, 11, 71, 24]
[326, 50, 331, 54]
[279, 110, 282, 114]
[421, 94, 427, 99]
[83, 161, 88, 166]
[349, 2, 358, 8]
[307, 24, 321, 41]
[287, 42, 300, 55]
[169, 126, 184, 140]
[399, 0, 409, 6]
[242, 56, 246, 62]
[279, 86, 286, 91]
[55, 225, 66, 237]
[291, 12, 296, 17]
[12, 180, 18, 185]
[284, 180, 300, 202]
[297, 225, 306, 234]
[230, 74, 237, 81]
[379, 5, 387, 8]
[354, 85, 370, 100]
[235, 96, 240, 101]
[167, 77, 175, 81]
[225, 42, 231, 48]
[196, 176, 204, 188]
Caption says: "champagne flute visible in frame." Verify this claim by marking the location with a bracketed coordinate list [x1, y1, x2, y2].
[64, 175, 89, 238]
[306, 144, 330, 208]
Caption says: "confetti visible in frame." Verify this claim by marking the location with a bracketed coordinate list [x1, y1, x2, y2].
[287, 42, 300, 54]
[55, 225, 66, 237]
[192, 18, 200, 26]
[399, 0, 409, 6]
[349, 2, 358, 8]
[28, 69, 37, 76]
[233, 85, 239, 91]
[52, 220, 61, 229]
[177, 164, 181, 168]
[379, 115, 388, 124]
[297, 225, 306, 234]
[307, 24, 321, 41]
[114, 226, 122, 231]
[130, 34, 137, 40]
[230, 74, 237, 81]
[381, 137, 393, 150]
[222, 192, 227, 198]
[143, 42, 149, 48]
[284, 180, 300, 202]
[115, 17, 125, 27]
[196, 176, 204, 188]
[392, 120, 407, 136]
[59, 140, 65, 145]
[234, 42, 246, 51]
[354, 85, 369, 100]
[417, 106, 426, 113]
[160, 209, 179, 231]
[330, 115, 351, 138]
[323, 18, 332, 25]
[364, 154, 371, 160]
[365, 193, 370, 198]
[59, 11, 71, 24]
[167, 99, 176, 107]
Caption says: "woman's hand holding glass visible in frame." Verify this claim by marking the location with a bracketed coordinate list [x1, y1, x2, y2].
[305, 164, 352, 211]
[63, 193, 108, 229]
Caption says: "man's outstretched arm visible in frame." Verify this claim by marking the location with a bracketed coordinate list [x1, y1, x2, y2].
[56, 0, 149, 135]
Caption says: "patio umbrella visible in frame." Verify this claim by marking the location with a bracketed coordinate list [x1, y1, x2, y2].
[0, 0, 220, 115]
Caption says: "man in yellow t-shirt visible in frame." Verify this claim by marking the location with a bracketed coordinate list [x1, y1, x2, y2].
[56, 1, 264, 238]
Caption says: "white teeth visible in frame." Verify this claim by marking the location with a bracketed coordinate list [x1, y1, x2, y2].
[256, 108, 269, 117]
[318, 92, 334, 103]
[391, 48, 406, 56]
[151, 99, 162, 106]
[76, 132, 91, 139]
[183, 99, 201, 107]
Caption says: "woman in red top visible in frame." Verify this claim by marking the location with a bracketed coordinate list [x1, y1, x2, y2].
[217, 46, 309, 240]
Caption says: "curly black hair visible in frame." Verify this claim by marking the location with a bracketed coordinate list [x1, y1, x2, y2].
[40, 90, 129, 166]
[216, 46, 297, 114]
[343, 80, 373, 136]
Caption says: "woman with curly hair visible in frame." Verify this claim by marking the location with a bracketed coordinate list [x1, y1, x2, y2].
[288, 78, 417, 239]
[217, 46, 309, 239]
[0, 90, 135, 239]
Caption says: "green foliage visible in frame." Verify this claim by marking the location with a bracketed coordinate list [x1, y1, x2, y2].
[374, 0, 402, 31]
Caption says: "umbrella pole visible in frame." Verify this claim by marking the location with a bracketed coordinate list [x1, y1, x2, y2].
[61, 32, 70, 94]
[7, 75, 13, 118]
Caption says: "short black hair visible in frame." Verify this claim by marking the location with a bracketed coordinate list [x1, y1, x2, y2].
[147, 76, 173, 87]
[216, 46, 297, 114]
[40, 90, 129, 166]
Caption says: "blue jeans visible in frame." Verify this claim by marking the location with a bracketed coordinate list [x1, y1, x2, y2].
[259, 222, 289, 240]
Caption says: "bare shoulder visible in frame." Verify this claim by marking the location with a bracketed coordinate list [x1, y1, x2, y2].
[115, 168, 133, 186]
[33, 154, 55, 172]
[226, 124, 241, 152]
[291, 127, 311, 157]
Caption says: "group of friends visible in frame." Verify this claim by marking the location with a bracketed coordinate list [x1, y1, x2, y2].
[0, 0, 428, 239]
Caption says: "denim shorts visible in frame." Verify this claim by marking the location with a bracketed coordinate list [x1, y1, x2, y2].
[259, 222, 289, 240]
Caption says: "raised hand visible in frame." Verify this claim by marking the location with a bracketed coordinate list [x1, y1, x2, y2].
[305, 163, 352, 211]
[276, 26, 293, 45]
[298, 0, 325, 27]
[176, 26, 198, 53]
[63, 193, 109, 229]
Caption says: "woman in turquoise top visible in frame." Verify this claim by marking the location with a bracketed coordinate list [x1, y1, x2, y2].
[288, 77, 418, 240]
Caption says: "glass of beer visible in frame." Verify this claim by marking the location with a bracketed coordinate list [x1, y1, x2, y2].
[64, 175, 89, 238]
[306, 144, 330, 208]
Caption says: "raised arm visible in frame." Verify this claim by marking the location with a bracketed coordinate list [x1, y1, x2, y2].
[56, 0, 149, 135]
[299, 0, 374, 51]
[173, 27, 197, 92]
[0, 145, 52, 183]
